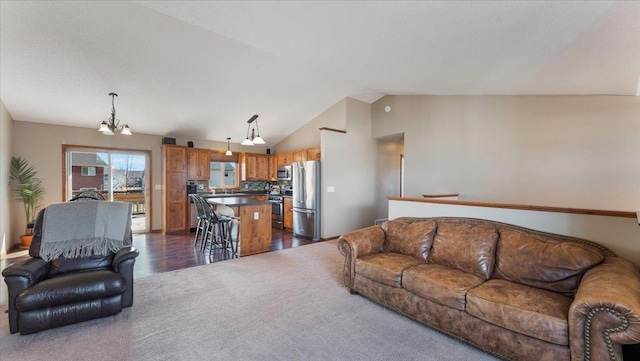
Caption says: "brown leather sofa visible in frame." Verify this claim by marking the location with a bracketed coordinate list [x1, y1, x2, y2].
[337, 217, 640, 361]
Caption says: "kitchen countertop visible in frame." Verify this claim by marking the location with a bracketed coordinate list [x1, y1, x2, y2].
[199, 191, 268, 198]
[206, 197, 271, 207]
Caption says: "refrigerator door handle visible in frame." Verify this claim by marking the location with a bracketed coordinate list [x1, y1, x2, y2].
[293, 208, 314, 214]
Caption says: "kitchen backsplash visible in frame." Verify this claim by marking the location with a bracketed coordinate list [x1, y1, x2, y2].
[241, 180, 292, 192]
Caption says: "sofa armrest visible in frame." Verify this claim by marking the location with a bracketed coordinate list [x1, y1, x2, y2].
[337, 225, 385, 290]
[569, 257, 640, 361]
[2, 258, 50, 334]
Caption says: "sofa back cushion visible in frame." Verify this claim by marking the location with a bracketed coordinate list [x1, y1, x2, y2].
[381, 220, 437, 261]
[494, 229, 604, 296]
[428, 223, 498, 280]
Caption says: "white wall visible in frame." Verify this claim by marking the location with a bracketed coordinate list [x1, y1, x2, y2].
[9, 121, 261, 247]
[321, 98, 378, 238]
[372, 95, 640, 211]
[389, 199, 640, 267]
[274, 98, 346, 153]
[0, 101, 13, 254]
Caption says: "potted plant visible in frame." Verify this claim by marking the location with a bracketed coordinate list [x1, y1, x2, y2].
[9, 156, 45, 248]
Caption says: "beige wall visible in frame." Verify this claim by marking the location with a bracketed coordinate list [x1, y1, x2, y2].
[321, 98, 378, 237]
[372, 95, 640, 212]
[375, 138, 404, 220]
[1, 101, 13, 254]
[9, 121, 262, 247]
[274, 98, 346, 153]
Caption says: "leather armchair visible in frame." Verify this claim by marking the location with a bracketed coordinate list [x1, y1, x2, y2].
[3, 206, 139, 335]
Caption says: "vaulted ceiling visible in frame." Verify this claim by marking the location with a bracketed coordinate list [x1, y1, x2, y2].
[1, 1, 639, 147]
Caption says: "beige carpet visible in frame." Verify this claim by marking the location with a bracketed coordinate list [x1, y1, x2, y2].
[0, 240, 499, 361]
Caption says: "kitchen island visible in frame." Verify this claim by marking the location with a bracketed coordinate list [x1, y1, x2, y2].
[205, 196, 271, 257]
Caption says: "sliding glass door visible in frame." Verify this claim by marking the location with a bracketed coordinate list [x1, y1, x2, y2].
[64, 147, 150, 233]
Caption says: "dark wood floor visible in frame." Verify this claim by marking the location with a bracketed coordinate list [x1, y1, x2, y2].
[1, 228, 317, 280]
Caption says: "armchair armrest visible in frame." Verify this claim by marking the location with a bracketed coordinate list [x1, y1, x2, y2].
[112, 246, 139, 308]
[337, 225, 386, 290]
[2, 258, 50, 334]
[569, 257, 640, 361]
[2, 257, 50, 284]
[112, 246, 139, 272]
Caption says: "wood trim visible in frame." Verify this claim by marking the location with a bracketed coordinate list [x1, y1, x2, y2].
[321, 235, 340, 241]
[388, 197, 637, 219]
[422, 193, 460, 198]
[319, 127, 347, 134]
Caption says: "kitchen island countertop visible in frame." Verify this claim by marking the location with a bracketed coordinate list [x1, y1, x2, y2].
[206, 197, 270, 207]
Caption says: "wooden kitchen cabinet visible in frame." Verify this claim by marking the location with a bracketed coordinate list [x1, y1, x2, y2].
[293, 150, 307, 162]
[307, 148, 321, 161]
[268, 154, 277, 181]
[243, 153, 269, 181]
[284, 197, 293, 229]
[277, 152, 292, 167]
[187, 148, 210, 181]
[162, 145, 188, 233]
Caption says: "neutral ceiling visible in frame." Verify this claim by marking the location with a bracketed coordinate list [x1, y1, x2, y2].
[1, 1, 639, 147]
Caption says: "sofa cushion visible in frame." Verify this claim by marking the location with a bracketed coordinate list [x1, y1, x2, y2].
[402, 263, 485, 310]
[427, 222, 498, 280]
[356, 253, 423, 287]
[466, 279, 572, 346]
[16, 270, 126, 312]
[381, 220, 436, 261]
[494, 229, 604, 295]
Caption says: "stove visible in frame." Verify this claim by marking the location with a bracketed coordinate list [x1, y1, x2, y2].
[269, 194, 284, 229]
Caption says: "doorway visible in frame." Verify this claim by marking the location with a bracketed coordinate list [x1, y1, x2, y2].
[63, 146, 150, 233]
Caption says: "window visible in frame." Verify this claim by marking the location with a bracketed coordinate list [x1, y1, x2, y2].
[81, 166, 96, 176]
[210, 162, 237, 188]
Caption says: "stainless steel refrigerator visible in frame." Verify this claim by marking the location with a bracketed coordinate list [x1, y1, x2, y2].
[292, 160, 320, 240]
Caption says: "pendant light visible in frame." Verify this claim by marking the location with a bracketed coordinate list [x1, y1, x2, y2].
[225, 137, 232, 156]
[241, 114, 265, 145]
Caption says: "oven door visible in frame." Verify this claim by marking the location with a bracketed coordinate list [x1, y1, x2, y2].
[270, 201, 284, 229]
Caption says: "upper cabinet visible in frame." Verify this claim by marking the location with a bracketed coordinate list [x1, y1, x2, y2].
[276, 152, 292, 167]
[268, 154, 277, 181]
[243, 153, 269, 181]
[293, 150, 307, 162]
[166, 145, 187, 172]
[187, 148, 210, 181]
[276, 148, 320, 166]
[307, 148, 321, 161]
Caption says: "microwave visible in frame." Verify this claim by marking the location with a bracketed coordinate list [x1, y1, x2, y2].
[277, 166, 291, 181]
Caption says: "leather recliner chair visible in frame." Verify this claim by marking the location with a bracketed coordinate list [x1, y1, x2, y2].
[2, 204, 139, 335]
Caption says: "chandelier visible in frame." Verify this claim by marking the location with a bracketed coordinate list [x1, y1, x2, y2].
[240, 114, 265, 145]
[98, 93, 132, 135]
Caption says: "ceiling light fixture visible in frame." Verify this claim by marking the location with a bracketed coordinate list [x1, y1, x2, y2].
[225, 137, 232, 156]
[240, 114, 265, 146]
[98, 93, 132, 135]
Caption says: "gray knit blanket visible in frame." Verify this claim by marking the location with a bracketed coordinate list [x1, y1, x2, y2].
[39, 201, 132, 262]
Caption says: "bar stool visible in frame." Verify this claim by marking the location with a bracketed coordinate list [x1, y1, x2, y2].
[196, 196, 222, 253]
[189, 195, 207, 249]
[216, 205, 239, 257]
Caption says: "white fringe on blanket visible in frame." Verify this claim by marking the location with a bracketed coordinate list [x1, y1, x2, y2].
[39, 201, 132, 262]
